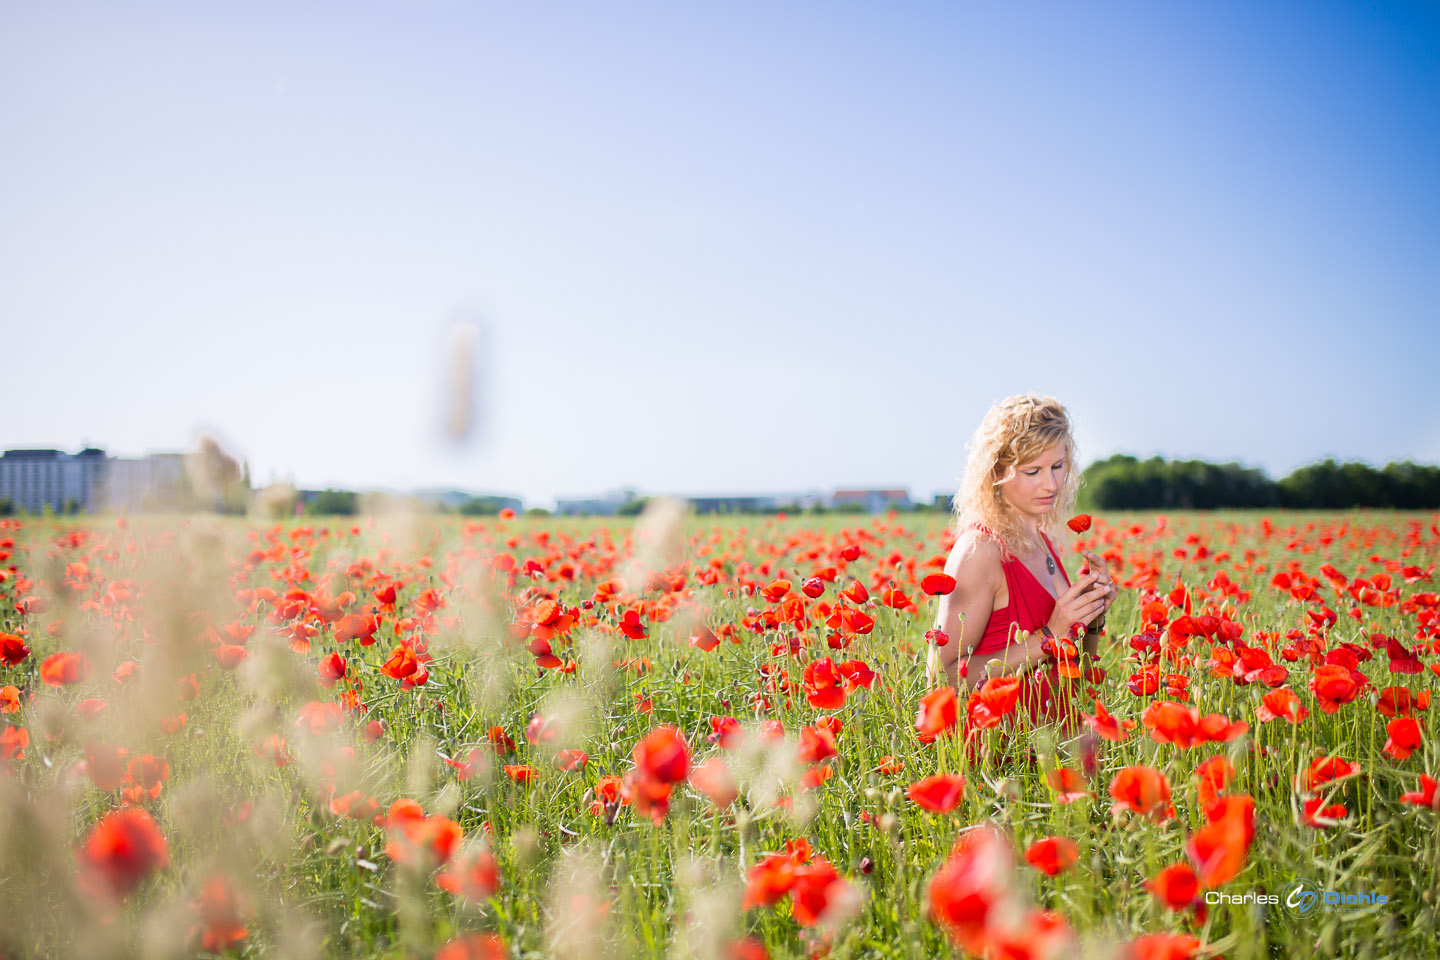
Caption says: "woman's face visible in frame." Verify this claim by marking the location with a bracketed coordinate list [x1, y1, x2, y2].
[997, 441, 1067, 519]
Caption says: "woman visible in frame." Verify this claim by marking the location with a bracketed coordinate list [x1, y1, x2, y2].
[931, 393, 1117, 735]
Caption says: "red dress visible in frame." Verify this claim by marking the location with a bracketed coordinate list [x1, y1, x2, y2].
[965, 523, 1080, 734]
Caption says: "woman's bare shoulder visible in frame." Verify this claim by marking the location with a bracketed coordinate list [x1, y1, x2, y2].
[945, 528, 1004, 588]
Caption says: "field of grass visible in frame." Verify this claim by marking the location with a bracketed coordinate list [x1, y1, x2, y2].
[0, 507, 1437, 959]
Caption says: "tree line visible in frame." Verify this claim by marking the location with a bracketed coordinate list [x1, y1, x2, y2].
[1078, 455, 1440, 510]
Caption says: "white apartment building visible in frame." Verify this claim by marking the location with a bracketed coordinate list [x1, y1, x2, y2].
[0, 448, 187, 513]
[0, 448, 108, 513]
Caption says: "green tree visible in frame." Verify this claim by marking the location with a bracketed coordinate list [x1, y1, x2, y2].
[307, 489, 359, 516]
[457, 497, 513, 516]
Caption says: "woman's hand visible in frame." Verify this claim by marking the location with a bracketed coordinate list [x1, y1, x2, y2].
[1045, 572, 1109, 638]
[1078, 550, 1118, 627]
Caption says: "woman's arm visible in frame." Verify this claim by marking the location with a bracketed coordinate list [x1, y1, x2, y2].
[932, 533, 1003, 692]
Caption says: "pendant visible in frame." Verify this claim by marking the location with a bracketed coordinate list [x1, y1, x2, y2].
[1045, 554, 1055, 575]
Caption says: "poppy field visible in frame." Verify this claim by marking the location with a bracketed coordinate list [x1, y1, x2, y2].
[0, 507, 1438, 960]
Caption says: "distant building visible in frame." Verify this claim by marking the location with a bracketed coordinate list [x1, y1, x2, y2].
[103, 454, 186, 511]
[831, 488, 912, 513]
[554, 490, 633, 516]
[0, 447, 188, 513]
[551, 487, 916, 516]
[686, 491, 827, 514]
[932, 492, 956, 511]
[0, 448, 107, 513]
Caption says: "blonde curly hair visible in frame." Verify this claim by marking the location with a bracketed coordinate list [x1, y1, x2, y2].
[952, 393, 1081, 561]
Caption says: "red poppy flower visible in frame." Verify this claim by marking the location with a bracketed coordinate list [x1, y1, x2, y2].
[1383, 717, 1423, 761]
[1300, 756, 1361, 791]
[503, 764, 536, 784]
[442, 747, 487, 780]
[1082, 701, 1136, 742]
[760, 579, 792, 603]
[385, 801, 462, 869]
[927, 824, 1016, 955]
[82, 742, 129, 791]
[881, 587, 914, 610]
[921, 573, 957, 596]
[555, 749, 588, 772]
[1309, 664, 1364, 713]
[1067, 515, 1092, 533]
[435, 933, 507, 960]
[1255, 687, 1308, 724]
[633, 725, 690, 784]
[295, 701, 343, 735]
[1187, 795, 1254, 887]
[333, 613, 378, 644]
[1024, 836, 1078, 876]
[689, 624, 720, 652]
[1193, 755, 1234, 806]
[1126, 933, 1202, 960]
[907, 774, 966, 813]
[708, 715, 743, 749]
[790, 856, 854, 926]
[915, 687, 959, 739]
[318, 652, 347, 687]
[0, 633, 29, 666]
[1046, 767, 1089, 804]
[1303, 795, 1347, 828]
[190, 872, 249, 952]
[688, 756, 738, 809]
[1, 724, 29, 766]
[1140, 701, 1199, 748]
[1375, 686, 1417, 718]
[802, 657, 846, 710]
[1126, 665, 1161, 697]
[1401, 775, 1439, 810]
[125, 754, 171, 799]
[839, 580, 869, 604]
[435, 847, 501, 901]
[1108, 766, 1174, 821]
[78, 807, 169, 899]
[381, 644, 419, 680]
[41, 651, 93, 686]
[1146, 862, 1199, 911]
[743, 851, 800, 909]
[973, 675, 1022, 720]
[837, 605, 875, 636]
[875, 755, 905, 775]
[618, 609, 648, 640]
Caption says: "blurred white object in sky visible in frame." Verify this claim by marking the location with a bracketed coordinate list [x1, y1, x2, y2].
[444, 318, 480, 445]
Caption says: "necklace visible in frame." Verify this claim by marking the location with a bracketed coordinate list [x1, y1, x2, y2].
[1045, 553, 1056, 575]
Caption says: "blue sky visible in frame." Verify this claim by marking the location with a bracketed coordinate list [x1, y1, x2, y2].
[3, 1, 1437, 507]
